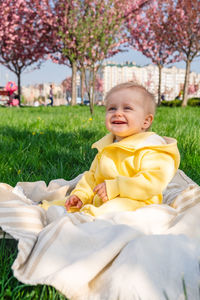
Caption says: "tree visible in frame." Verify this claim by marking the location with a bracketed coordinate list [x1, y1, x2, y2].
[127, 0, 180, 105]
[51, 0, 149, 112]
[188, 83, 199, 96]
[51, 0, 126, 109]
[0, 0, 52, 105]
[166, 0, 200, 106]
[61, 76, 72, 104]
[84, 69, 104, 105]
[62, 74, 103, 104]
[75, 0, 150, 113]
[95, 75, 103, 94]
[94, 75, 103, 103]
[144, 70, 153, 90]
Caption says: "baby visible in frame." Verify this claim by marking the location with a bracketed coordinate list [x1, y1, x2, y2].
[65, 81, 180, 216]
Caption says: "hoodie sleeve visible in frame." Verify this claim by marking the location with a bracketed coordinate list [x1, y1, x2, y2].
[105, 149, 180, 203]
[70, 155, 98, 205]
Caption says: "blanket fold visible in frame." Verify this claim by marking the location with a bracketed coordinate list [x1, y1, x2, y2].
[0, 170, 200, 300]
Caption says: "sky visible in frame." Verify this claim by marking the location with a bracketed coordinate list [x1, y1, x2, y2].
[0, 49, 200, 87]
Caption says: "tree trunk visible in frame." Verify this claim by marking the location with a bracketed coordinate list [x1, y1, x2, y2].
[81, 68, 85, 105]
[85, 68, 92, 113]
[17, 71, 21, 106]
[89, 66, 96, 115]
[71, 61, 77, 106]
[182, 59, 191, 107]
[157, 63, 162, 106]
[93, 66, 97, 112]
[88, 69, 93, 115]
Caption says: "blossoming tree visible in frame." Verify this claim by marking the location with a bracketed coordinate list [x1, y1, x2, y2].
[0, 0, 52, 105]
[127, 0, 180, 105]
[49, 0, 149, 112]
[166, 0, 200, 106]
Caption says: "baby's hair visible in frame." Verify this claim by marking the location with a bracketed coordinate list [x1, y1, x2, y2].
[105, 81, 156, 115]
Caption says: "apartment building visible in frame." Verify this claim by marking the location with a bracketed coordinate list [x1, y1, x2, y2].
[102, 61, 200, 100]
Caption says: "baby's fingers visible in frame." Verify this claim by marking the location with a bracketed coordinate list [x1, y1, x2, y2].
[65, 196, 76, 210]
[77, 200, 83, 208]
[102, 195, 108, 202]
[96, 188, 105, 197]
[94, 182, 105, 193]
[96, 190, 108, 202]
[65, 201, 71, 211]
[93, 185, 100, 193]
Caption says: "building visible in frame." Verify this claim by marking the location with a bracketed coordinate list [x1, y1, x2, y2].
[102, 61, 200, 101]
[21, 62, 200, 105]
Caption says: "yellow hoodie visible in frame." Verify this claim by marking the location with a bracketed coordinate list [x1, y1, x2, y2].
[70, 132, 180, 216]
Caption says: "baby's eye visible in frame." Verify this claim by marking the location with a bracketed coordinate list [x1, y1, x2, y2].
[108, 107, 116, 111]
[124, 106, 133, 110]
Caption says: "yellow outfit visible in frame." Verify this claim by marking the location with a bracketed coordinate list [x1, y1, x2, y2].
[69, 132, 180, 216]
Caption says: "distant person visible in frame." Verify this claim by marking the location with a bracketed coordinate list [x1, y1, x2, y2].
[175, 91, 182, 100]
[161, 94, 165, 101]
[48, 84, 54, 106]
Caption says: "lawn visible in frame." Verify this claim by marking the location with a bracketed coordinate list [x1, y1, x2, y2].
[0, 105, 199, 299]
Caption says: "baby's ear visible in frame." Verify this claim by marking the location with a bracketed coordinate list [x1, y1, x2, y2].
[143, 114, 154, 130]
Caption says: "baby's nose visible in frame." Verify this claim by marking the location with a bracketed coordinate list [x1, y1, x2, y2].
[114, 108, 123, 115]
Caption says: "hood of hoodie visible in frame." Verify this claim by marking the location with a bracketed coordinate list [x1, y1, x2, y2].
[92, 132, 180, 171]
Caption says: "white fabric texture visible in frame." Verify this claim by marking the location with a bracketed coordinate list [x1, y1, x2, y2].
[0, 170, 200, 300]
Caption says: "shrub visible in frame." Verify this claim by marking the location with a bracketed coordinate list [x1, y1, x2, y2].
[187, 98, 200, 107]
[161, 99, 182, 107]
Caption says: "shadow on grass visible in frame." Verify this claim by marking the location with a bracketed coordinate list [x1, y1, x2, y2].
[0, 238, 67, 299]
[0, 125, 99, 187]
[1, 123, 200, 186]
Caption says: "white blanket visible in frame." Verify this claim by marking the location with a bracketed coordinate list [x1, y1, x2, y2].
[0, 170, 200, 300]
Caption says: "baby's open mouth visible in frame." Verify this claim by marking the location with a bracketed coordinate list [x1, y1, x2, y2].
[112, 121, 126, 124]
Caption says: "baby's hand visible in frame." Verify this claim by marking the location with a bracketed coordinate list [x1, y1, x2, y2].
[65, 195, 83, 211]
[93, 182, 108, 202]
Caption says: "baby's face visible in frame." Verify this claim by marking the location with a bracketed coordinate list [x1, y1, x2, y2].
[105, 88, 153, 141]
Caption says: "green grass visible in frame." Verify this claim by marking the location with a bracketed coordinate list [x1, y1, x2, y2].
[152, 106, 200, 183]
[0, 106, 106, 186]
[0, 105, 199, 299]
